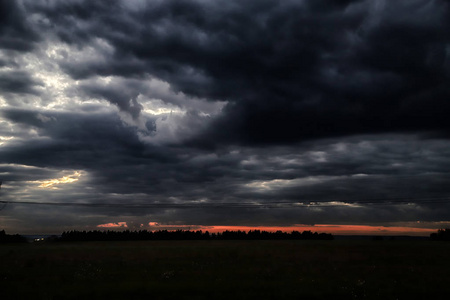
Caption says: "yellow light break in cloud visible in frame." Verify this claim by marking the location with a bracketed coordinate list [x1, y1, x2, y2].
[35, 171, 82, 188]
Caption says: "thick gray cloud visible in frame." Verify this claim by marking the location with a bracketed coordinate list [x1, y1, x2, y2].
[0, 70, 42, 95]
[1, 0, 450, 234]
[27, 0, 450, 145]
[0, 0, 40, 52]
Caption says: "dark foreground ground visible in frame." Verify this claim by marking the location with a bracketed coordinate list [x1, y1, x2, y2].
[1, 240, 450, 299]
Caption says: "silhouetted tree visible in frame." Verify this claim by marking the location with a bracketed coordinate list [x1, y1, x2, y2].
[57, 229, 333, 242]
[430, 228, 450, 241]
[0, 230, 27, 243]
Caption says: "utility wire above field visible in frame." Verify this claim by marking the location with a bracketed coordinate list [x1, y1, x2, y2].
[1, 196, 449, 210]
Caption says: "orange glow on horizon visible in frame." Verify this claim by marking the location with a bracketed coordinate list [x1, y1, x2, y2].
[182, 224, 436, 236]
[97, 222, 128, 228]
[95, 223, 437, 236]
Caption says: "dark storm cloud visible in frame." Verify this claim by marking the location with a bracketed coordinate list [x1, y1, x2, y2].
[0, 70, 42, 95]
[0, 163, 57, 183]
[0, 1, 42, 98]
[0, 108, 146, 169]
[29, 0, 450, 146]
[3, 106, 449, 212]
[0, 0, 40, 51]
[3, 109, 450, 229]
[80, 83, 143, 119]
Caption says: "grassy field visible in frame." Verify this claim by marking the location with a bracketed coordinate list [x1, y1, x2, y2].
[1, 240, 450, 299]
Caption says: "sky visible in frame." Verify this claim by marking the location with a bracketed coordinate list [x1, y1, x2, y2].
[1, 0, 450, 235]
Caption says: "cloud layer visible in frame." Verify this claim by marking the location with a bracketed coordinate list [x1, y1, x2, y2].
[1, 0, 449, 234]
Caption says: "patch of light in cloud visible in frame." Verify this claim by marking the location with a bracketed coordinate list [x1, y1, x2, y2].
[245, 176, 340, 191]
[311, 201, 362, 208]
[141, 98, 184, 115]
[0, 136, 14, 146]
[21, 47, 71, 106]
[30, 171, 82, 189]
[138, 77, 226, 116]
[0, 163, 41, 169]
[308, 151, 328, 163]
[36, 113, 56, 123]
[17, 40, 116, 111]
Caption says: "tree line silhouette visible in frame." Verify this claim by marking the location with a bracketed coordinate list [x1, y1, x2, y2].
[430, 228, 450, 241]
[0, 230, 27, 243]
[58, 229, 334, 241]
[4, 228, 450, 242]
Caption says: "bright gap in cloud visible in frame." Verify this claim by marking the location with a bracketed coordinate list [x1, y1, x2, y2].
[30, 171, 82, 189]
[245, 176, 342, 191]
[0, 136, 14, 145]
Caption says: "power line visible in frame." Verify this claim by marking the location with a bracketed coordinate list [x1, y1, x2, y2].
[0, 196, 449, 209]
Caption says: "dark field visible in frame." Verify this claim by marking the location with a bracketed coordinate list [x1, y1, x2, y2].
[1, 240, 450, 299]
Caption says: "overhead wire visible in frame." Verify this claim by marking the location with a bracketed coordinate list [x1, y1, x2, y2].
[0, 196, 449, 210]
[1, 174, 450, 209]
